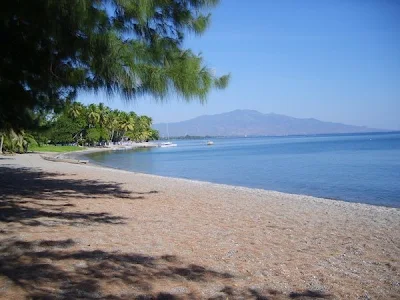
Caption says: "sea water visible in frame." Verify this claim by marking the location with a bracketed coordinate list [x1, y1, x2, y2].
[86, 133, 400, 207]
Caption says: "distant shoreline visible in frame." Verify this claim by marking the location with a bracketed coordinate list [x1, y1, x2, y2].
[53, 142, 158, 159]
[153, 109, 396, 137]
[160, 130, 399, 140]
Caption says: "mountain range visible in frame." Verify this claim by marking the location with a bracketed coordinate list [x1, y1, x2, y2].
[153, 109, 385, 137]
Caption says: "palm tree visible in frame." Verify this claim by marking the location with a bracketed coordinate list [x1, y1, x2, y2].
[119, 112, 135, 139]
[7, 129, 26, 153]
[149, 128, 160, 140]
[135, 115, 153, 142]
[68, 102, 83, 119]
[97, 103, 110, 128]
[106, 109, 121, 143]
[87, 104, 100, 127]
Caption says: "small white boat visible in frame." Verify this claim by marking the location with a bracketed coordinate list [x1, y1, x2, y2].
[159, 123, 177, 148]
[207, 141, 214, 145]
[160, 141, 177, 148]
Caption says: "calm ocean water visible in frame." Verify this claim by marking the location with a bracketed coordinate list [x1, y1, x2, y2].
[86, 133, 400, 207]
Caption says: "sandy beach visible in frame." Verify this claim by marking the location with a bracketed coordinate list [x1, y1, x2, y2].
[0, 153, 399, 299]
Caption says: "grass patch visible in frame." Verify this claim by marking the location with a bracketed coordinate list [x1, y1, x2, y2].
[29, 145, 85, 153]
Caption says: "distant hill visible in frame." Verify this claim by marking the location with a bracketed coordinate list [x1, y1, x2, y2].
[153, 109, 385, 137]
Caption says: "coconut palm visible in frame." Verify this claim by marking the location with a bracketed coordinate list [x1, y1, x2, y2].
[5, 101, 160, 149]
[119, 112, 135, 138]
[97, 103, 110, 128]
[87, 104, 100, 127]
[134, 116, 153, 142]
[68, 102, 84, 119]
[106, 110, 121, 143]
[2, 129, 29, 153]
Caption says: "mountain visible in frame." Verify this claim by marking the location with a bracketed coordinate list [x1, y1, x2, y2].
[153, 109, 385, 137]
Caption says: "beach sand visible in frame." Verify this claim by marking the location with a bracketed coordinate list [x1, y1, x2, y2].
[0, 153, 399, 299]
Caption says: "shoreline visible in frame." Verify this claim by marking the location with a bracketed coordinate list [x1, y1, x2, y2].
[4, 152, 399, 213]
[1, 153, 399, 299]
[57, 141, 159, 159]
[32, 141, 158, 165]
[3, 152, 399, 214]
[61, 148, 399, 210]
[62, 161, 400, 211]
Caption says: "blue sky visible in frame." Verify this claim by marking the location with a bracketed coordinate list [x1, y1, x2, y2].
[80, 0, 400, 130]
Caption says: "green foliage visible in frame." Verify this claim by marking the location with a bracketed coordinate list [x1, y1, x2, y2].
[149, 129, 160, 141]
[30, 129, 50, 146]
[1, 129, 34, 153]
[28, 102, 159, 146]
[24, 135, 38, 148]
[1, 0, 229, 130]
[48, 115, 83, 145]
[86, 127, 108, 145]
[85, 128, 101, 145]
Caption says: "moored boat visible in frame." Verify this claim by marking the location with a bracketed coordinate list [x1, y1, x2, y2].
[160, 141, 177, 148]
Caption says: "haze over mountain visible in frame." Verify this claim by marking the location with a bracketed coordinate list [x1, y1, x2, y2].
[153, 110, 385, 137]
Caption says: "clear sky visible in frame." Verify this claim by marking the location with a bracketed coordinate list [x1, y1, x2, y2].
[79, 0, 400, 130]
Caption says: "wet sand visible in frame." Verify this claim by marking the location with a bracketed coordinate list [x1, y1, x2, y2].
[0, 153, 399, 299]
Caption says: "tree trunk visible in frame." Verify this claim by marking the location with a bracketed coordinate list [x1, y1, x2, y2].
[0, 135, 3, 153]
[109, 129, 114, 145]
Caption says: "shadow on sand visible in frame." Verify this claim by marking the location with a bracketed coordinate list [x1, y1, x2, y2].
[0, 166, 333, 299]
[0, 166, 158, 227]
[0, 238, 235, 299]
[0, 238, 332, 300]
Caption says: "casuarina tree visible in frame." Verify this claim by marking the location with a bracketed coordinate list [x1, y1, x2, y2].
[0, 0, 230, 130]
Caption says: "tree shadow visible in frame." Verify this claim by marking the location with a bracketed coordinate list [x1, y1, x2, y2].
[0, 166, 154, 200]
[289, 290, 332, 299]
[0, 166, 334, 299]
[0, 166, 159, 227]
[211, 286, 332, 300]
[0, 166, 237, 298]
[0, 236, 336, 299]
[0, 238, 234, 299]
